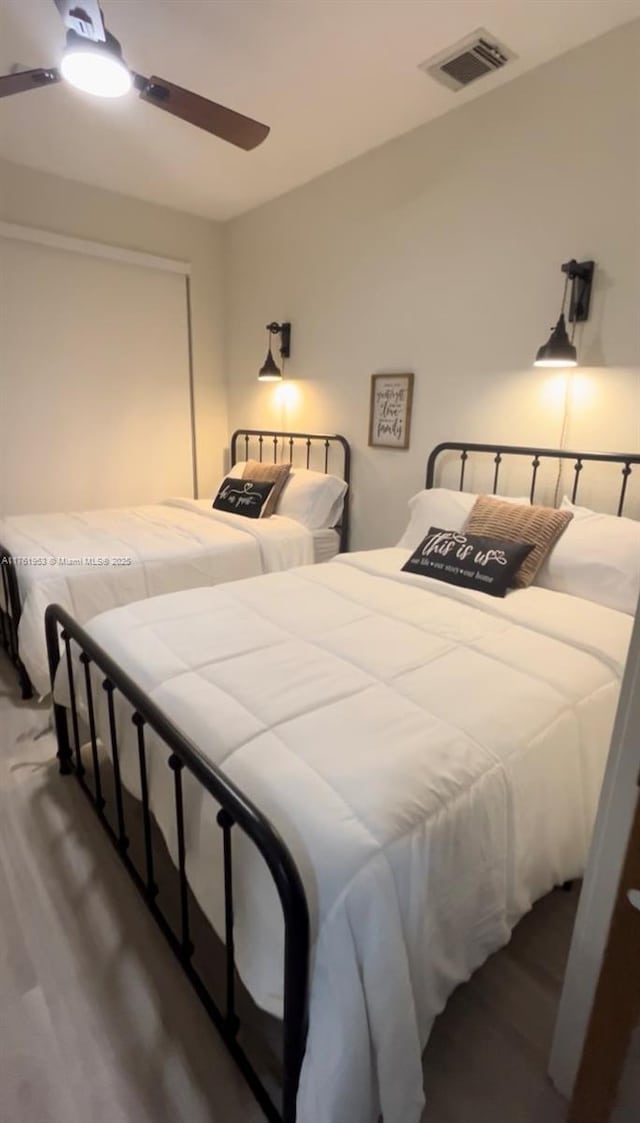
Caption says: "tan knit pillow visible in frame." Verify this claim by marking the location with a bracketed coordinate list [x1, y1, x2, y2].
[242, 460, 291, 517]
[464, 496, 573, 588]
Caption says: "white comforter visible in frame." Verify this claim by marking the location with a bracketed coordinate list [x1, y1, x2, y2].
[57, 548, 631, 1123]
[0, 499, 313, 694]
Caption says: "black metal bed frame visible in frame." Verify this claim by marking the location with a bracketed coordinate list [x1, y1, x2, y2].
[426, 441, 640, 515]
[45, 605, 310, 1123]
[43, 438, 637, 1122]
[231, 428, 351, 553]
[0, 545, 32, 699]
[0, 428, 351, 700]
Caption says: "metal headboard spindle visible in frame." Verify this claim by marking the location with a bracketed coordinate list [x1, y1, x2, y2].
[426, 442, 640, 517]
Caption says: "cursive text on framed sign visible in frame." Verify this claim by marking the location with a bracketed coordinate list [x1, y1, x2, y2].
[368, 372, 414, 450]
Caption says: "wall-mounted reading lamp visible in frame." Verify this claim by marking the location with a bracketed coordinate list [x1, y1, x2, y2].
[258, 321, 291, 381]
[534, 259, 595, 368]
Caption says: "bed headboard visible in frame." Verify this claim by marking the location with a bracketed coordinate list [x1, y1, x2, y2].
[426, 442, 640, 517]
[230, 428, 351, 550]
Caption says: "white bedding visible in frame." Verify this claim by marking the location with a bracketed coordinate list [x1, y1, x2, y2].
[311, 527, 340, 564]
[55, 548, 631, 1123]
[0, 498, 313, 694]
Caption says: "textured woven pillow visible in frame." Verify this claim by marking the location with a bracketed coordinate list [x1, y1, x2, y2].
[241, 459, 291, 517]
[464, 495, 573, 587]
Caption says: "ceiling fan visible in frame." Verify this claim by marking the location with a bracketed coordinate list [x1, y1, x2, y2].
[0, 0, 270, 150]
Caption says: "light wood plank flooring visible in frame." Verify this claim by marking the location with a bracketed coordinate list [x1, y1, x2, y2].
[0, 656, 630, 1123]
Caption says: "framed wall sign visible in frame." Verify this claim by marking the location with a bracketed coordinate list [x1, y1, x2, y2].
[368, 372, 414, 449]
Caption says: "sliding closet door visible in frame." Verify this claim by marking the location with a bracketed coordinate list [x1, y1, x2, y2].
[0, 235, 193, 514]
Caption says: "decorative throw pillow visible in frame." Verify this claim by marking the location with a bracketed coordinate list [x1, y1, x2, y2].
[242, 460, 291, 517]
[464, 495, 573, 587]
[402, 527, 534, 598]
[212, 477, 275, 519]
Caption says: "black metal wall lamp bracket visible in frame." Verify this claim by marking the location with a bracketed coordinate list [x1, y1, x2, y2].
[534, 258, 595, 368]
[258, 322, 291, 381]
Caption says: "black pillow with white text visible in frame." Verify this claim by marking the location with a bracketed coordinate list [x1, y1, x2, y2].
[212, 477, 275, 519]
[402, 527, 534, 597]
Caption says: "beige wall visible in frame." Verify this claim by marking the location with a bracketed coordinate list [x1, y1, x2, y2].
[224, 22, 640, 549]
[0, 159, 227, 497]
[1, 22, 638, 531]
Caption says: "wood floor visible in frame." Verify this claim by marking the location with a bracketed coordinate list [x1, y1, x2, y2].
[0, 655, 631, 1123]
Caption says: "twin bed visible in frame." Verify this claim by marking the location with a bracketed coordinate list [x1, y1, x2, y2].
[0, 428, 350, 698]
[39, 439, 639, 1123]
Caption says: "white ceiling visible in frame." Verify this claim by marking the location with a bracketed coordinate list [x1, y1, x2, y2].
[1, 0, 639, 221]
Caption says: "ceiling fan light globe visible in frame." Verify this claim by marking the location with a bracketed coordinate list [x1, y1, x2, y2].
[61, 46, 132, 98]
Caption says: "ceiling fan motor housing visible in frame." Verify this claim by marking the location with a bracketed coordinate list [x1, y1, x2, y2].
[65, 25, 128, 66]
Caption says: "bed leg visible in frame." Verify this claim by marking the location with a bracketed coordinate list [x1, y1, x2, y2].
[45, 605, 72, 775]
[54, 701, 73, 775]
[17, 661, 33, 701]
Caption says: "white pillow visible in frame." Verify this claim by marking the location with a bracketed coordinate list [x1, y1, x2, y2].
[231, 462, 348, 529]
[535, 497, 640, 616]
[397, 488, 529, 551]
[277, 468, 348, 530]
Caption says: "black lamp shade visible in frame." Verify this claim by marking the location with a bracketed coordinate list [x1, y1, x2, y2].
[534, 313, 578, 368]
[258, 345, 282, 381]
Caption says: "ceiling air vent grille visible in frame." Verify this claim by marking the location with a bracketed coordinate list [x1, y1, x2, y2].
[420, 30, 516, 92]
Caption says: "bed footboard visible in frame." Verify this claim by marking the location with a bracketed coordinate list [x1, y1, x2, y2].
[0, 544, 33, 699]
[45, 604, 310, 1123]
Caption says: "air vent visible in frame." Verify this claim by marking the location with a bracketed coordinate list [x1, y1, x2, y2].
[420, 30, 516, 92]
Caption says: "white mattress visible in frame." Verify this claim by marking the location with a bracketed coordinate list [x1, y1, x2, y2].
[0, 499, 314, 695]
[55, 548, 631, 1123]
[311, 527, 340, 563]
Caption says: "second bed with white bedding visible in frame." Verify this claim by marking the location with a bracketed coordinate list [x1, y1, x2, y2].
[56, 547, 632, 1123]
[0, 426, 351, 697]
[1, 499, 335, 694]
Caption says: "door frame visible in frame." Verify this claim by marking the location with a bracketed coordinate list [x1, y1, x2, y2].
[549, 595, 640, 1096]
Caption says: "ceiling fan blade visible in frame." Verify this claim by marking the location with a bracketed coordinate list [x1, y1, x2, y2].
[135, 75, 270, 150]
[52, 0, 106, 42]
[0, 68, 60, 98]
